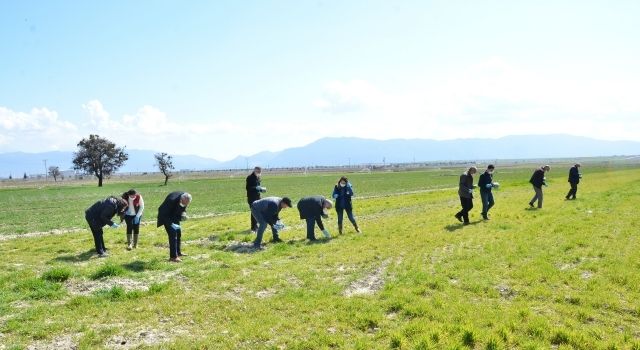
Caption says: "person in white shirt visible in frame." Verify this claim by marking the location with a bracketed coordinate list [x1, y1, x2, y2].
[122, 189, 144, 250]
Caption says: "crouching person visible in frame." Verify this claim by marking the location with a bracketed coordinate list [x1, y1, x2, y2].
[157, 191, 192, 262]
[297, 196, 333, 241]
[85, 196, 128, 257]
[250, 197, 292, 249]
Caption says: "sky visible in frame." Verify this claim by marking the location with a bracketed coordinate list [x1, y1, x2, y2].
[1, 0, 639, 160]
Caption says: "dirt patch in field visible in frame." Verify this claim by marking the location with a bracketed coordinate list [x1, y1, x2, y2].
[496, 284, 516, 299]
[255, 288, 276, 299]
[27, 334, 78, 350]
[65, 270, 187, 296]
[224, 241, 262, 254]
[106, 327, 189, 349]
[344, 259, 392, 297]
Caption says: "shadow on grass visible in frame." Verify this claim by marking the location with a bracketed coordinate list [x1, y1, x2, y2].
[224, 242, 262, 254]
[524, 207, 541, 211]
[121, 260, 157, 273]
[445, 221, 481, 232]
[52, 249, 95, 263]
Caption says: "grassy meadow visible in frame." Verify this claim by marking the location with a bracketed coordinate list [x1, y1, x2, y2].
[1, 162, 640, 349]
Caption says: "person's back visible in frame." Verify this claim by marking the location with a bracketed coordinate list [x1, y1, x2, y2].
[157, 191, 185, 227]
[568, 166, 580, 184]
[297, 196, 325, 219]
[458, 173, 474, 198]
[86, 197, 119, 226]
[478, 171, 493, 192]
[530, 168, 545, 188]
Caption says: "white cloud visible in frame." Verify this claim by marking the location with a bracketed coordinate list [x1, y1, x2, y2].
[0, 107, 79, 152]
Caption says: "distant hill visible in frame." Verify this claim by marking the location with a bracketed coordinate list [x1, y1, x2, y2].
[1, 135, 638, 177]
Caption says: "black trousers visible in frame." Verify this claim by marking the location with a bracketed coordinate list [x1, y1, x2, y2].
[456, 197, 474, 223]
[86, 218, 106, 254]
[566, 182, 578, 199]
[124, 215, 140, 236]
[305, 216, 325, 240]
[248, 200, 258, 231]
[164, 224, 182, 258]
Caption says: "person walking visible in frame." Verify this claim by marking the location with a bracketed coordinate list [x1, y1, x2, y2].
[477, 165, 498, 220]
[565, 163, 582, 200]
[85, 196, 128, 257]
[529, 165, 550, 208]
[246, 167, 267, 233]
[250, 196, 292, 249]
[297, 196, 334, 241]
[122, 189, 144, 250]
[454, 167, 477, 225]
[332, 176, 361, 234]
[157, 191, 192, 262]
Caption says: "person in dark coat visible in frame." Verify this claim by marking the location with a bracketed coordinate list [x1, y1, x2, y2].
[332, 176, 360, 234]
[250, 196, 292, 249]
[565, 163, 582, 200]
[85, 196, 128, 257]
[246, 167, 266, 232]
[477, 165, 497, 220]
[297, 196, 333, 241]
[157, 191, 192, 262]
[454, 167, 477, 225]
[529, 165, 550, 208]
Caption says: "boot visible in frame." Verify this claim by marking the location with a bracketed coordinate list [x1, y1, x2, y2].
[354, 223, 361, 233]
[126, 234, 133, 250]
[132, 234, 139, 249]
[338, 224, 343, 235]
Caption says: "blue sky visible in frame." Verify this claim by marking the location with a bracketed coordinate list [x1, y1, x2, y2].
[1, 0, 639, 160]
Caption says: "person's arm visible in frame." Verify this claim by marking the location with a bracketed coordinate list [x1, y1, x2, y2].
[100, 203, 116, 226]
[266, 201, 279, 225]
[332, 186, 339, 199]
[246, 175, 257, 191]
[137, 196, 145, 217]
[346, 184, 354, 197]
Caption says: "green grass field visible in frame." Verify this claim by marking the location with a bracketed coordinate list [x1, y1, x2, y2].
[1, 164, 640, 349]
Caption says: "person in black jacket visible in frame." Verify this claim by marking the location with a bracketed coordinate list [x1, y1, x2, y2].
[297, 196, 334, 241]
[157, 191, 192, 262]
[332, 176, 360, 234]
[85, 196, 128, 257]
[565, 163, 582, 200]
[454, 167, 477, 225]
[246, 167, 266, 233]
[477, 165, 496, 220]
[529, 165, 550, 208]
[250, 196, 292, 249]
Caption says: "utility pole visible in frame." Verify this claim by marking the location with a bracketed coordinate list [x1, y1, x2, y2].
[43, 159, 47, 182]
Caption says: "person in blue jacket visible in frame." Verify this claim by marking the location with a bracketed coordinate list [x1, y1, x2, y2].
[250, 196, 292, 249]
[157, 191, 192, 262]
[565, 163, 582, 200]
[332, 176, 361, 234]
[477, 165, 497, 220]
[85, 196, 128, 257]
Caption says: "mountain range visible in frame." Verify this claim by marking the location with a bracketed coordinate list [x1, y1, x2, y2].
[1, 134, 638, 178]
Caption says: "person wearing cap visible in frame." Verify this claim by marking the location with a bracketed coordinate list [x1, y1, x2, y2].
[250, 196, 292, 249]
[565, 163, 582, 200]
[85, 196, 128, 257]
[122, 189, 145, 250]
[477, 165, 497, 220]
[246, 166, 267, 233]
[529, 165, 550, 208]
[297, 195, 334, 241]
[157, 191, 192, 262]
[455, 167, 477, 225]
[332, 176, 361, 234]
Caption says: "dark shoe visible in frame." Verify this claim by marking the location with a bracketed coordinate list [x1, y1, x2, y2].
[529, 202, 534, 208]
[454, 213, 463, 222]
[98, 252, 108, 258]
[169, 257, 182, 263]
[272, 237, 283, 243]
[482, 214, 489, 220]
[178, 253, 187, 257]
[308, 237, 317, 241]
[463, 222, 470, 226]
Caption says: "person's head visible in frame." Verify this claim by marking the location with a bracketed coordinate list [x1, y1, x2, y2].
[323, 198, 333, 209]
[180, 192, 192, 207]
[543, 165, 551, 172]
[125, 189, 137, 200]
[467, 166, 477, 175]
[116, 198, 128, 213]
[338, 176, 348, 187]
[253, 166, 262, 177]
[280, 197, 292, 209]
[487, 164, 495, 173]
[575, 163, 581, 168]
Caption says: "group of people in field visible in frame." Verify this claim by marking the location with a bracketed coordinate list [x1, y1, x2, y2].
[84, 163, 582, 261]
[454, 163, 583, 225]
[83, 166, 361, 261]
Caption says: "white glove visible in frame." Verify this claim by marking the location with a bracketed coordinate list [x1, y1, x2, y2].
[485, 183, 492, 189]
[170, 223, 181, 230]
[492, 182, 500, 189]
[468, 189, 473, 194]
[110, 223, 120, 229]
[322, 229, 331, 238]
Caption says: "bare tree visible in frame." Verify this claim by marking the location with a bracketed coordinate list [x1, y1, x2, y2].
[48, 166, 61, 182]
[72, 134, 128, 187]
[154, 152, 175, 185]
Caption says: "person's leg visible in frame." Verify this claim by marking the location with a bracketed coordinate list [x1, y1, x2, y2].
[461, 198, 471, 223]
[535, 187, 544, 208]
[132, 219, 140, 248]
[336, 208, 344, 234]
[89, 225, 104, 254]
[176, 229, 182, 256]
[249, 202, 257, 231]
[487, 192, 495, 212]
[480, 191, 489, 217]
[455, 197, 465, 221]
[270, 223, 281, 241]
[306, 218, 316, 240]
[165, 224, 178, 259]
[530, 186, 539, 207]
[346, 209, 360, 232]
[571, 183, 578, 199]
[251, 208, 267, 247]
[124, 215, 133, 249]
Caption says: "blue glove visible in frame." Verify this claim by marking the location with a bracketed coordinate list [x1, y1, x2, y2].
[274, 221, 285, 231]
[133, 215, 141, 225]
[170, 223, 181, 230]
[468, 189, 473, 194]
[332, 193, 338, 199]
[110, 223, 119, 229]
[485, 183, 492, 189]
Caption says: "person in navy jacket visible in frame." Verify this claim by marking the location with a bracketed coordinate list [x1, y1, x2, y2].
[85, 196, 128, 257]
[157, 191, 192, 262]
[565, 163, 582, 200]
[529, 165, 550, 208]
[246, 167, 266, 232]
[477, 165, 496, 220]
[250, 196, 292, 249]
[297, 196, 333, 241]
[332, 176, 361, 234]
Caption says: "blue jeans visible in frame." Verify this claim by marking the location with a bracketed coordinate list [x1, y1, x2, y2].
[480, 191, 495, 215]
[336, 208, 357, 227]
[251, 207, 278, 246]
[164, 224, 182, 258]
